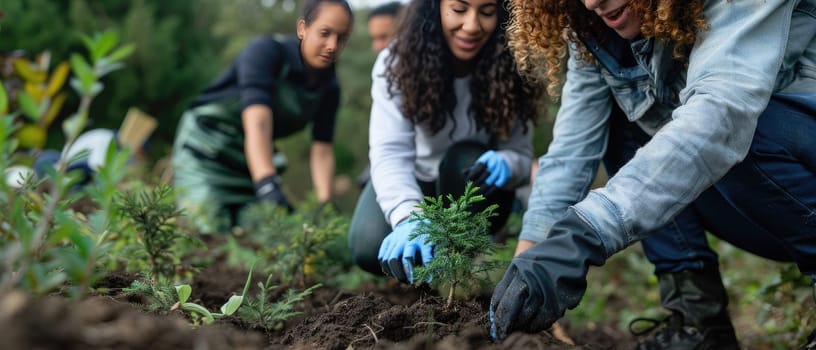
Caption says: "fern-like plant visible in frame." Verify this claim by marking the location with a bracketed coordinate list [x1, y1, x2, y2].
[239, 202, 348, 288]
[240, 273, 320, 332]
[411, 182, 505, 307]
[123, 274, 177, 312]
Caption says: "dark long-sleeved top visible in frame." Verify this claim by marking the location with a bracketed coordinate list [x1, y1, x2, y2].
[191, 34, 339, 143]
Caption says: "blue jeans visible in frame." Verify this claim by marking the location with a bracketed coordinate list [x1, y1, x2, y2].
[604, 94, 816, 279]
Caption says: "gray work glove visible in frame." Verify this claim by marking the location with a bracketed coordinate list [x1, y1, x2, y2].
[489, 207, 609, 341]
[254, 174, 294, 213]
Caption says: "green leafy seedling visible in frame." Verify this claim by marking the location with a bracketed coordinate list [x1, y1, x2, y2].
[174, 263, 255, 325]
[0, 30, 134, 299]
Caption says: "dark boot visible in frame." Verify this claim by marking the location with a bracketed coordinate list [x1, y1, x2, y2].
[632, 268, 739, 350]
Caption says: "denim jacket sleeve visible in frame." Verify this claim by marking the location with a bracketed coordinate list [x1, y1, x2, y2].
[519, 43, 613, 243]
[571, 0, 799, 257]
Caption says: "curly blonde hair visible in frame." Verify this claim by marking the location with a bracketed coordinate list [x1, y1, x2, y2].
[508, 0, 707, 97]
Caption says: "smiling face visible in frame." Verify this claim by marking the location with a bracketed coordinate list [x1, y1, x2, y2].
[439, 0, 498, 63]
[582, 0, 641, 39]
[297, 2, 352, 70]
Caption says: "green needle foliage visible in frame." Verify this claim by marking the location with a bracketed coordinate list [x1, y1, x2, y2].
[115, 184, 186, 280]
[239, 202, 348, 288]
[240, 273, 320, 333]
[411, 183, 505, 307]
[123, 275, 177, 312]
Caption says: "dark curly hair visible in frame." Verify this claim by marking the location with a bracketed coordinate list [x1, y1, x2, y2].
[384, 0, 541, 140]
[508, 0, 707, 97]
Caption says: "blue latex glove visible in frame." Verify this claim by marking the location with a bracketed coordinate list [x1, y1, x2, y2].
[377, 219, 433, 284]
[471, 150, 511, 188]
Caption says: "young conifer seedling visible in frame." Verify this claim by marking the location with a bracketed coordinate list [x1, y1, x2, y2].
[410, 182, 504, 307]
[240, 273, 321, 332]
[116, 184, 186, 281]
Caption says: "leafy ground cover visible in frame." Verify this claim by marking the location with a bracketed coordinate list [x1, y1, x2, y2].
[0, 236, 601, 350]
[0, 214, 810, 350]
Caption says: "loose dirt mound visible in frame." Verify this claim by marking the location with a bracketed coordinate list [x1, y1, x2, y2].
[0, 291, 268, 350]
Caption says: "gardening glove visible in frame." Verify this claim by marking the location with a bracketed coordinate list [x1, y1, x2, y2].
[253, 174, 294, 213]
[465, 150, 511, 196]
[378, 219, 433, 284]
[489, 207, 608, 342]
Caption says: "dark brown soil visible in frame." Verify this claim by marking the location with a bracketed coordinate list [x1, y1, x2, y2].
[0, 282, 617, 350]
[0, 234, 624, 350]
[0, 291, 267, 350]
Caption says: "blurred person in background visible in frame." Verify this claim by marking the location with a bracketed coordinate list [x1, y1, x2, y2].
[367, 1, 403, 52]
[356, 1, 404, 189]
[171, 0, 354, 233]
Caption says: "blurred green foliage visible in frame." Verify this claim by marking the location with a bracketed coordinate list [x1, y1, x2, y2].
[0, 1, 556, 213]
[0, 0, 224, 154]
[0, 29, 134, 299]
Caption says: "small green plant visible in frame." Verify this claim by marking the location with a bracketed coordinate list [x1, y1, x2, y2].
[5, 52, 69, 149]
[173, 264, 254, 325]
[0, 30, 134, 298]
[123, 274, 178, 312]
[115, 184, 188, 280]
[239, 202, 348, 287]
[756, 264, 815, 344]
[411, 183, 505, 307]
[240, 273, 320, 332]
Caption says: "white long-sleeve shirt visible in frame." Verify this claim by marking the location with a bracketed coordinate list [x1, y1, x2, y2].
[369, 48, 533, 227]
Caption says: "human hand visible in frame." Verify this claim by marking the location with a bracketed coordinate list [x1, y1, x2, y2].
[465, 150, 511, 195]
[254, 174, 294, 213]
[377, 219, 433, 284]
[489, 208, 608, 341]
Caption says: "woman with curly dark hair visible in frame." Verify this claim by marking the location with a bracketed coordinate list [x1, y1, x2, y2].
[490, 0, 816, 349]
[348, 0, 541, 283]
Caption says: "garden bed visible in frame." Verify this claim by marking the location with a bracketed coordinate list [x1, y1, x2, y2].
[0, 268, 622, 350]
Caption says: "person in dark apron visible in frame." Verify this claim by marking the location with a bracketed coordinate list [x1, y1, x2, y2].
[172, 0, 353, 233]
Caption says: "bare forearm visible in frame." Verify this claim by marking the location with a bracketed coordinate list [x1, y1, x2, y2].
[310, 141, 335, 202]
[514, 239, 536, 256]
[242, 105, 276, 181]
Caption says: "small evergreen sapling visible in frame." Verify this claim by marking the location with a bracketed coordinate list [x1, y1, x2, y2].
[410, 183, 504, 307]
[115, 184, 187, 281]
[123, 275, 177, 312]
